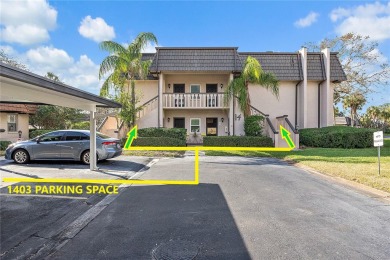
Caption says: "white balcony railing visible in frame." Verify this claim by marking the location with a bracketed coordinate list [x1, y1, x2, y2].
[163, 93, 228, 108]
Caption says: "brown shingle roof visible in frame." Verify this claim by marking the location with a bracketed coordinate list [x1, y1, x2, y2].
[146, 47, 347, 82]
[307, 53, 326, 81]
[330, 54, 347, 82]
[149, 47, 242, 72]
[0, 104, 38, 114]
[239, 52, 303, 81]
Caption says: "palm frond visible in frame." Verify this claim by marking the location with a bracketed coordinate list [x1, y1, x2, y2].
[225, 77, 245, 105]
[242, 56, 262, 82]
[99, 55, 120, 79]
[99, 41, 126, 55]
[100, 75, 113, 97]
[140, 60, 152, 79]
[131, 32, 158, 55]
[258, 72, 280, 98]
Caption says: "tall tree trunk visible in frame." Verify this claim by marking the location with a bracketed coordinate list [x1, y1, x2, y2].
[351, 106, 355, 127]
[244, 83, 252, 117]
[131, 80, 136, 127]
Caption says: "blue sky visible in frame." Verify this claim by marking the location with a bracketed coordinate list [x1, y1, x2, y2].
[1, 0, 389, 111]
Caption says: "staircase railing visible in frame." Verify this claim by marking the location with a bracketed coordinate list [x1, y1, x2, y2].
[137, 95, 158, 119]
[249, 105, 279, 146]
[276, 115, 299, 148]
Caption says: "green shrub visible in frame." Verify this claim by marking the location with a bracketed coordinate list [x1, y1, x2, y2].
[203, 136, 274, 147]
[29, 129, 55, 139]
[130, 137, 186, 147]
[138, 127, 187, 141]
[299, 126, 375, 148]
[244, 115, 264, 136]
[0, 141, 12, 150]
[71, 121, 90, 130]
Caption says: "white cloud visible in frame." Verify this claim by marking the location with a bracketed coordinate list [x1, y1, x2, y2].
[0, 0, 57, 45]
[142, 42, 159, 53]
[78, 16, 115, 43]
[26, 46, 74, 69]
[294, 12, 319, 28]
[3, 46, 102, 94]
[330, 2, 390, 41]
[0, 45, 17, 56]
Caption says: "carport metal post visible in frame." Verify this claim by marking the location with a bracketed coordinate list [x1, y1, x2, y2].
[90, 106, 97, 171]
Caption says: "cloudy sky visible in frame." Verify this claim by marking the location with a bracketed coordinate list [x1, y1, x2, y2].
[1, 0, 389, 110]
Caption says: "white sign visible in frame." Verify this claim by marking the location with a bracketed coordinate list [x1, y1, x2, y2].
[373, 131, 383, 147]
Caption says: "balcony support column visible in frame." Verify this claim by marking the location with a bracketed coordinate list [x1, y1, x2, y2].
[229, 73, 234, 135]
[158, 73, 163, 127]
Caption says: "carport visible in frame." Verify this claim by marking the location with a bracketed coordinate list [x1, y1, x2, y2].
[0, 63, 122, 170]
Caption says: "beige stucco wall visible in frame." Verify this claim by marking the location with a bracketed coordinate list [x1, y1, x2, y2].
[248, 81, 297, 127]
[131, 80, 158, 106]
[233, 99, 245, 136]
[98, 116, 120, 138]
[306, 81, 319, 128]
[163, 109, 229, 136]
[137, 109, 158, 129]
[164, 74, 230, 93]
[0, 113, 30, 142]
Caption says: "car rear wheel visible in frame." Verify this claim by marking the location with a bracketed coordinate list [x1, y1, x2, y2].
[81, 150, 90, 164]
[13, 149, 30, 164]
[81, 150, 98, 165]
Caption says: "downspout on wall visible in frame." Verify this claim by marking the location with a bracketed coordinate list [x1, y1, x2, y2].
[295, 81, 301, 129]
[318, 80, 326, 128]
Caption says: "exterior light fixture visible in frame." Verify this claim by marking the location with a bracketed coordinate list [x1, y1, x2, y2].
[167, 117, 170, 122]
[221, 118, 224, 123]
[168, 84, 171, 89]
[220, 83, 223, 89]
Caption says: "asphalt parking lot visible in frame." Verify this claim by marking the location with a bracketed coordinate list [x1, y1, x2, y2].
[1, 155, 390, 259]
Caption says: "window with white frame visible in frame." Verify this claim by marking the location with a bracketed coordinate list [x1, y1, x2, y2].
[190, 84, 200, 93]
[190, 84, 200, 99]
[190, 118, 200, 132]
[7, 114, 17, 132]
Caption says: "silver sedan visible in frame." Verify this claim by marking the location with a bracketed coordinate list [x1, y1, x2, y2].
[5, 130, 122, 164]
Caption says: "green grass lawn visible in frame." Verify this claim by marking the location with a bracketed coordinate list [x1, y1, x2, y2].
[206, 139, 390, 193]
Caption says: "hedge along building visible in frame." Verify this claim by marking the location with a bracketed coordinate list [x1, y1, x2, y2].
[99, 47, 346, 147]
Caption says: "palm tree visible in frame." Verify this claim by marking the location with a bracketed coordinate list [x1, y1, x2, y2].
[99, 32, 158, 126]
[343, 92, 366, 127]
[366, 106, 381, 123]
[225, 56, 279, 117]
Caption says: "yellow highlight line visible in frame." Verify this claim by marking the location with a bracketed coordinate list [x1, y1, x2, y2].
[2, 146, 290, 185]
[2, 178, 198, 185]
[125, 146, 292, 151]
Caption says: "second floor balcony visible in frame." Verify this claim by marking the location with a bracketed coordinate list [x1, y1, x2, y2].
[163, 93, 228, 109]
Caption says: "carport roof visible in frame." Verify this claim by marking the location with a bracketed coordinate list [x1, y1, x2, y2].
[0, 62, 121, 111]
